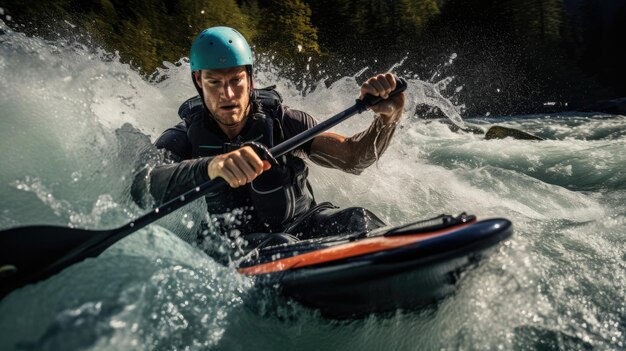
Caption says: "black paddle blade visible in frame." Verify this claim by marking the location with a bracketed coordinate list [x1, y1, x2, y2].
[0, 225, 113, 299]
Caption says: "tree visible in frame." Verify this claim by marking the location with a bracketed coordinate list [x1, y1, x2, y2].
[505, 0, 565, 44]
[393, 0, 440, 47]
[256, 0, 320, 58]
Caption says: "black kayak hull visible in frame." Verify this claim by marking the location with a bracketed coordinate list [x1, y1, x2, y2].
[240, 217, 513, 318]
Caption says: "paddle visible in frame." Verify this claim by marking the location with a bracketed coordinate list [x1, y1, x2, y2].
[0, 77, 408, 299]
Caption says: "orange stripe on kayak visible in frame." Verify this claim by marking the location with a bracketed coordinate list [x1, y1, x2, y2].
[237, 220, 476, 276]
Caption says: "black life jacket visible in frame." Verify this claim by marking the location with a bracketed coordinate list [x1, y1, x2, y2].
[177, 87, 314, 232]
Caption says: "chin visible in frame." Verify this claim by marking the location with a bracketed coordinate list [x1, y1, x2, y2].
[221, 115, 243, 126]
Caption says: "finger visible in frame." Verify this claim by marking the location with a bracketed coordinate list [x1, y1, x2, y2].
[378, 76, 391, 98]
[224, 157, 248, 187]
[262, 160, 272, 170]
[232, 156, 260, 183]
[221, 160, 240, 188]
[359, 82, 376, 100]
[239, 147, 265, 174]
[368, 78, 384, 95]
[360, 80, 384, 101]
[384, 73, 397, 91]
[379, 78, 391, 91]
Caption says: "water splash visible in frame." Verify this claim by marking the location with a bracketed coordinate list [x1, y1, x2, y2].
[0, 19, 625, 351]
[11, 176, 134, 228]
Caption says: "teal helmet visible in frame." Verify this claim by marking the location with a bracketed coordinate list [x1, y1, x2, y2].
[189, 26, 253, 71]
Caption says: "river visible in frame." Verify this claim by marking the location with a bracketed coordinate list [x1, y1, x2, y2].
[0, 20, 624, 350]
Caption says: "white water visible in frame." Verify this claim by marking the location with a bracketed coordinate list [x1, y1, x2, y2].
[0, 21, 625, 350]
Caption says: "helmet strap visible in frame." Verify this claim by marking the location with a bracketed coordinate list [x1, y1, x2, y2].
[246, 65, 254, 100]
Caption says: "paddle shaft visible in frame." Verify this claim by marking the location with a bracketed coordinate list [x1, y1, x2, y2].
[0, 77, 407, 298]
[84, 77, 408, 255]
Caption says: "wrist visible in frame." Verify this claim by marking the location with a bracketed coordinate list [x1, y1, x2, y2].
[377, 111, 400, 127]
[207, 156, 219, 180]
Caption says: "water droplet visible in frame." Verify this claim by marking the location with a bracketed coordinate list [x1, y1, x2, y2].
[71, 171, 82, 182]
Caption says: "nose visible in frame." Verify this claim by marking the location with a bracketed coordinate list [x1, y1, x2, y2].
[223, 81, 235, 99]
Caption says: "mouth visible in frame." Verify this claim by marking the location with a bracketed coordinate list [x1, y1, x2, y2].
[219, 103, 239, 112]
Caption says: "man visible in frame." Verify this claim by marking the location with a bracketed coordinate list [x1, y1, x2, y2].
[135, 26, 405, 249]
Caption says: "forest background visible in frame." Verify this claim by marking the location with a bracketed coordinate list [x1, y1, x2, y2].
[0, 0, 624, 117]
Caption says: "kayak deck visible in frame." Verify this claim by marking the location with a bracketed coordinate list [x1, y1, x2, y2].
[237, 214, 513, 318]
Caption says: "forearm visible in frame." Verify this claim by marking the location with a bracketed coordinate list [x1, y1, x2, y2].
[310, 115, 398, 174]
[132, 158, 211, 207]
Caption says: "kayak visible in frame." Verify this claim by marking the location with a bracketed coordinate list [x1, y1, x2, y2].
[236, 213, 513, 318]
[0, 212, 511, 318]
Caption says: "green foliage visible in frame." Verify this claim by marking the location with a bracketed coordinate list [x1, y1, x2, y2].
[0, 0, 440, 69]
[0, 0, 255, 72]
[0, 0, 624, 114]
[305, 0, 439, 55]
[256, 0, 320, 57]
[394, 0, 440, 44]
[240, 0, 262, 39]
[503, 0, 566, 44]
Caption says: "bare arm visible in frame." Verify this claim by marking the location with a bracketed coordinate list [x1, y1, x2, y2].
[309, 118, 397, 174]
[309, 73, 405, 175]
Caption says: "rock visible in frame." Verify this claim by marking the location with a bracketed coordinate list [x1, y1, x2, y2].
[446, 122, 485, 135]
[424, 119, 544, 140]
[485, 126, 544, 140]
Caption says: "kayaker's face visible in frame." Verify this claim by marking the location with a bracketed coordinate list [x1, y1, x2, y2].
[195, 67, 251, 137]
